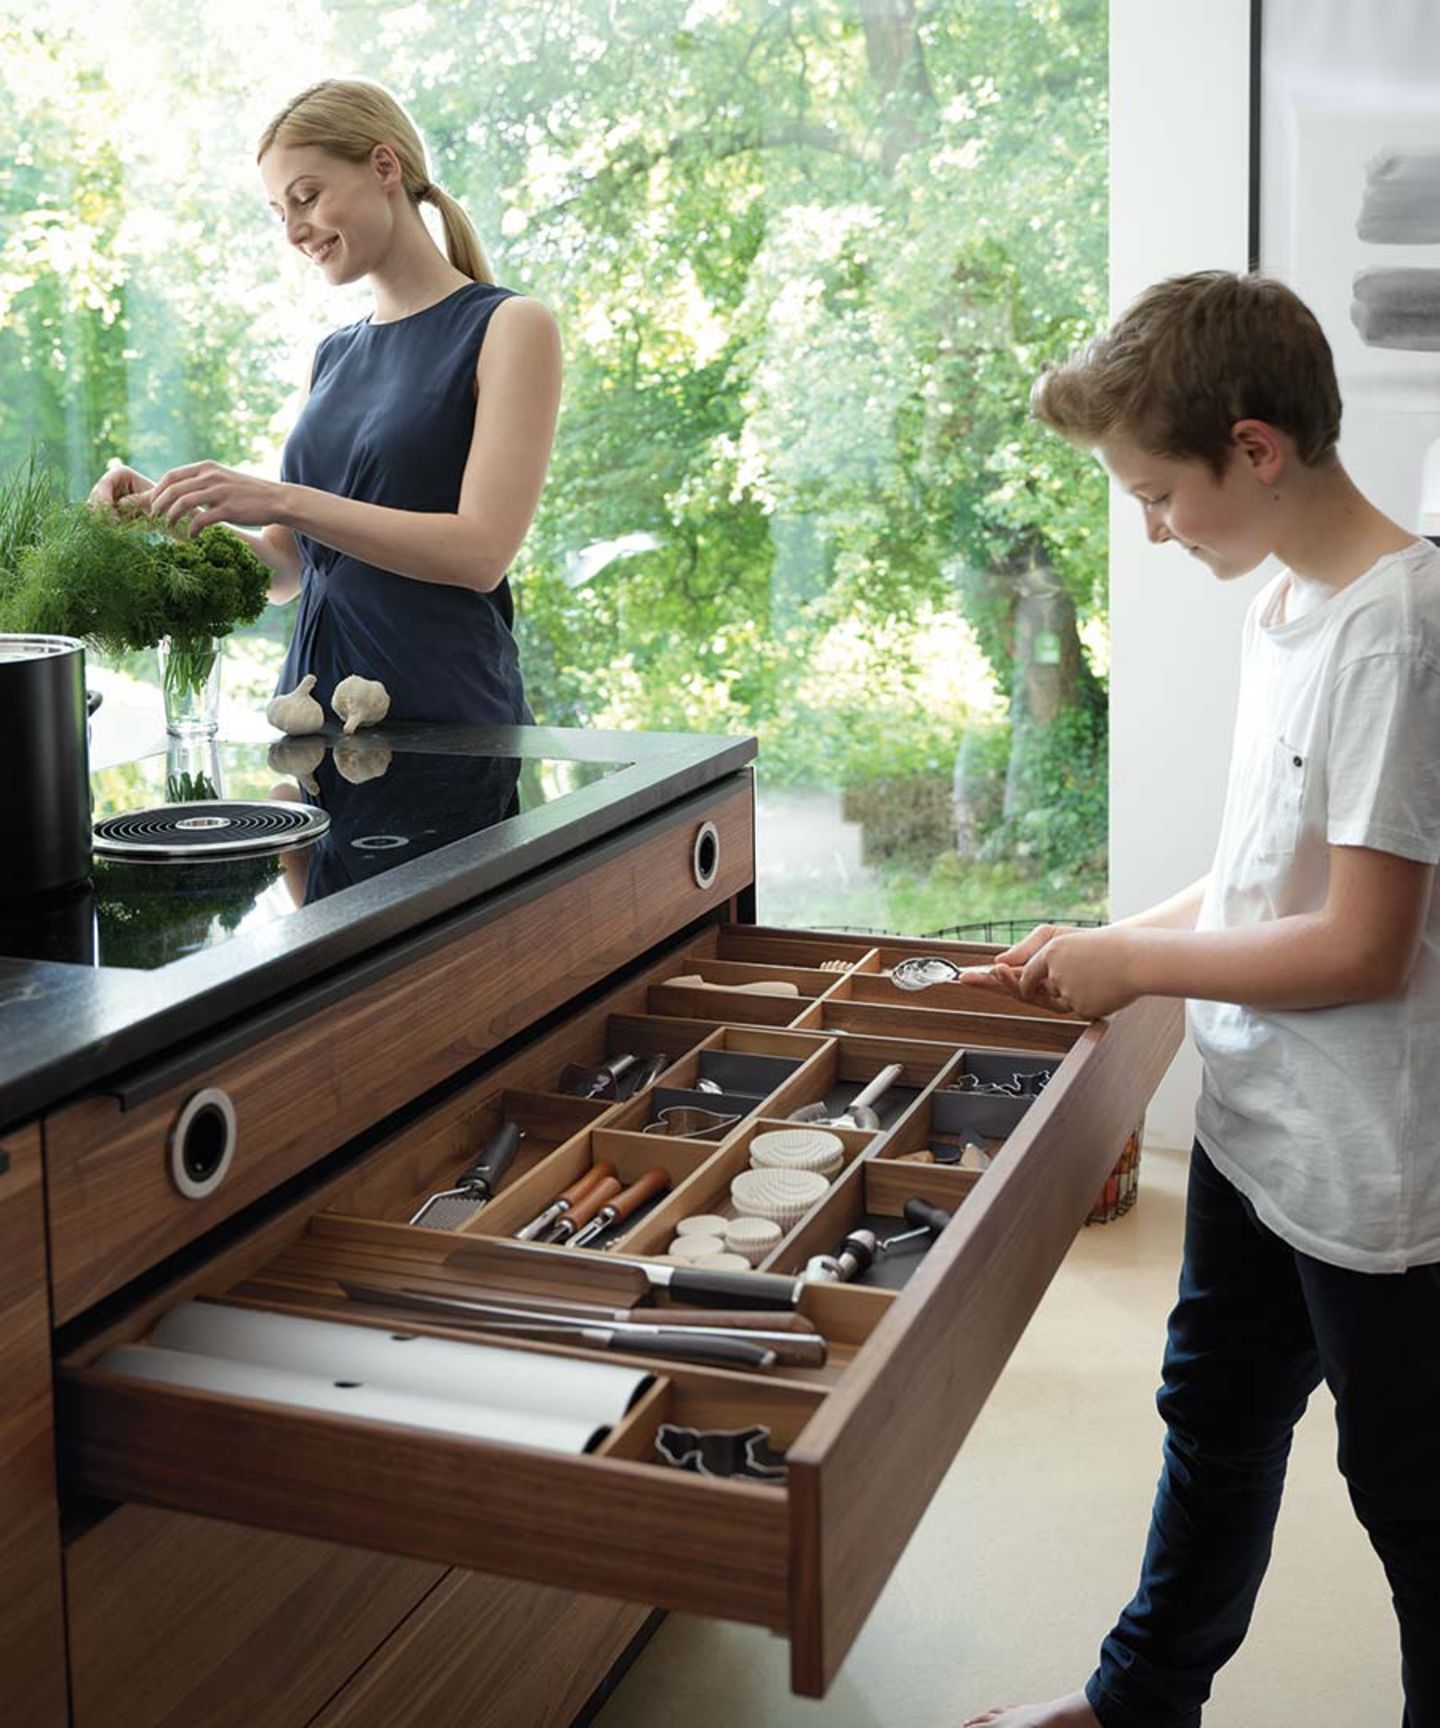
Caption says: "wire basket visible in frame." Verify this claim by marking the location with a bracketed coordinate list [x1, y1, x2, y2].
[823, 918, 1103, 945]
[1086, 1116, 1144, 1226]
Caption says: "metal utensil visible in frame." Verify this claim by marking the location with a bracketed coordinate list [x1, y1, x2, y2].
[617, 1052, 671, 1098]
[465, 1319, 778, 1370]
[408, 1122, 523, 1229]
[338, 1283, 825, 1367]
[642, 1105, 741, 1139]
[567, 1167, 671, 1249]
[514, 1163, 617, 1242]
[788, 1062, 904, 1131]
[889, 955, 966, 991]
[556, 1052, 638, 1100]
[804, 1196, 953, 1283]
[444, 1239, 806, 1311]
[545, 1175, 624, 1244]
[338, 1280, 817, 1332]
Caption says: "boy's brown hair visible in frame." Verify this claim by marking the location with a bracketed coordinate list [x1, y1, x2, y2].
[1032, 271, 1342, 476]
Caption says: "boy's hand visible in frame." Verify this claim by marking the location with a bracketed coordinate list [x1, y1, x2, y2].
[1019, 926, 1139, 1020]
[954, 923, 1078, 1009]
[996, 922, 1073, 969]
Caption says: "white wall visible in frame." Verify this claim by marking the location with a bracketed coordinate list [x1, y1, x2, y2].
[1109, 1, 1258, 1147]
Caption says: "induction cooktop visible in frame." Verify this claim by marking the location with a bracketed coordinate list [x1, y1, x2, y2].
[3, 739, 624, 971]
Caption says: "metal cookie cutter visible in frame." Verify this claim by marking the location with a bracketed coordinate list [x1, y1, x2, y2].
[950, 1069, 1053, 1098]
[655, 1422, 789, 1480]
[642, 1106, 741, 1140]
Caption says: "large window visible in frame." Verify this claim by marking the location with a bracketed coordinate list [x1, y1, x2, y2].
[2, 0, 1109, 933]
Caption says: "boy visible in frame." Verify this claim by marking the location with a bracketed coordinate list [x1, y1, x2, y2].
[962, 272, 1440, 1728]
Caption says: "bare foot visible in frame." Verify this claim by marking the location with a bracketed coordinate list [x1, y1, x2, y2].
[962, 1692, 1100, 1728]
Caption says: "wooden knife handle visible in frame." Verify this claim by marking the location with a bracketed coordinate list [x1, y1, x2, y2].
[641, 1308, 817, 1333]
[560, 1176, 624, 1234]
[559, 1162, 617, 1206]
[608, 1167, 671, 1222]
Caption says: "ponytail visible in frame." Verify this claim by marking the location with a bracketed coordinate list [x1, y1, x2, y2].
[418, 182, 493, 284]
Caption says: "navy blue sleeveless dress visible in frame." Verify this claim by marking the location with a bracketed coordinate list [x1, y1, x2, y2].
[276, 281, 531, 725]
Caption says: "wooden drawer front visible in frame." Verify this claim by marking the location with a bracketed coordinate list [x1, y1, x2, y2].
[55, 929, 1182, 1700]
[45, 778, 755, 1323]
[66, 1507, 443, 1728]
[0, 1123, 68, 1728]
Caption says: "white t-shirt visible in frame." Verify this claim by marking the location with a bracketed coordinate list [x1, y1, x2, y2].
[1190, 538, 1440, 1273]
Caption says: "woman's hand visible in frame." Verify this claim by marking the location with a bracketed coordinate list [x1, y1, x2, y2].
[1018, 926, 1140, 1020]
[143, 463, 292, 536]
[87, 464, 155, 515]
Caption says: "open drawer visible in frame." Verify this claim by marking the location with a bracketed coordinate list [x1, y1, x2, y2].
[55, 924, 1182, 1697]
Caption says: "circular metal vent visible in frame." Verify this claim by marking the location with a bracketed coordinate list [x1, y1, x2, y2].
[94, 800, 330, 859]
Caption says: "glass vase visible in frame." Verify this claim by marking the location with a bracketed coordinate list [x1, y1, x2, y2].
[165, 737, 225, 804]
[158, 634, 222, 739]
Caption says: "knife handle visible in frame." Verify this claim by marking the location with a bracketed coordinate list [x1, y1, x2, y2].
[666, 1266, 804, 1310]
[622, 1332, 778, 1370]
[609, 1166, 671, 1221]
[639, 1308, 816, 1333]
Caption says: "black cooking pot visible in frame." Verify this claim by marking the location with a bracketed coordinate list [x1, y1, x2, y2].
[1, 634, 92, 900]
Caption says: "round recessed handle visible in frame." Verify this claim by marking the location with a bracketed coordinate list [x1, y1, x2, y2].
[692, 820, 720, 890]
[169, 1087, 237, 1199]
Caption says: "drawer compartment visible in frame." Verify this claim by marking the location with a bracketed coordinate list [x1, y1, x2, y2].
[54, 922, 1184, 1698]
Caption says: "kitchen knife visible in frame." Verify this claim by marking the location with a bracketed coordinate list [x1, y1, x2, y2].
[443, 1240, 806, 1310]
[471, 1320, 779, 1371]
[337, 1283, 826, 1367]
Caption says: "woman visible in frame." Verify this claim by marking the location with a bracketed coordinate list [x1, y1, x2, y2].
[90, 78, 561, 725]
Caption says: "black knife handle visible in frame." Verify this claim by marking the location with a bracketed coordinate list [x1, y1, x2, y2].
[623, 1332, 778, 1370]
[458, 1121, 522, 1197]
[666, 1266, 803, 1310]
[902, 1196, 953, 1236]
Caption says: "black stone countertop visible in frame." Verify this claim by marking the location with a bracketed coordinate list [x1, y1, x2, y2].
[0, 723, 755, 1131]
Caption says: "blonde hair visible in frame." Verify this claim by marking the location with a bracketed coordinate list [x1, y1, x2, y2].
[258, 79, 494, 284]
[1032, 271, 1341, 476]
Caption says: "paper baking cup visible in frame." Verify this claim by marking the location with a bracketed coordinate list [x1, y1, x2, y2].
[749, 1127, 845, 1177]
[688, 1252, 752, 1271]
[674, 1214, 730, 1237]
[730, 1167, 830, 1225]
[668, 1234, 727, 1262]
[723, 1216, 783, 1266]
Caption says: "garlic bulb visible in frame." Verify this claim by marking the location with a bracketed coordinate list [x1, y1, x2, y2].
[267, 737, 324, 796]
[266, 674, 325, 736]
[333, 739, 393, 785]
[332, 674, 390, 735]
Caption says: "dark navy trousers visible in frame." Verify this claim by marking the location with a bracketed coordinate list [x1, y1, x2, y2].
[1085, 1144, 1440, 1728]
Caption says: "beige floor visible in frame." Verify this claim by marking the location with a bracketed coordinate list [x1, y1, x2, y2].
[595, 1143, 1403, 1727]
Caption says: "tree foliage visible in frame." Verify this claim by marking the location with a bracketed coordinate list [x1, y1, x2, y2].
[0, 0, 1109, 846]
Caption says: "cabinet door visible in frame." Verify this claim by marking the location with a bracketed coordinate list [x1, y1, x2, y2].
[0, 1123, 68, 1728]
